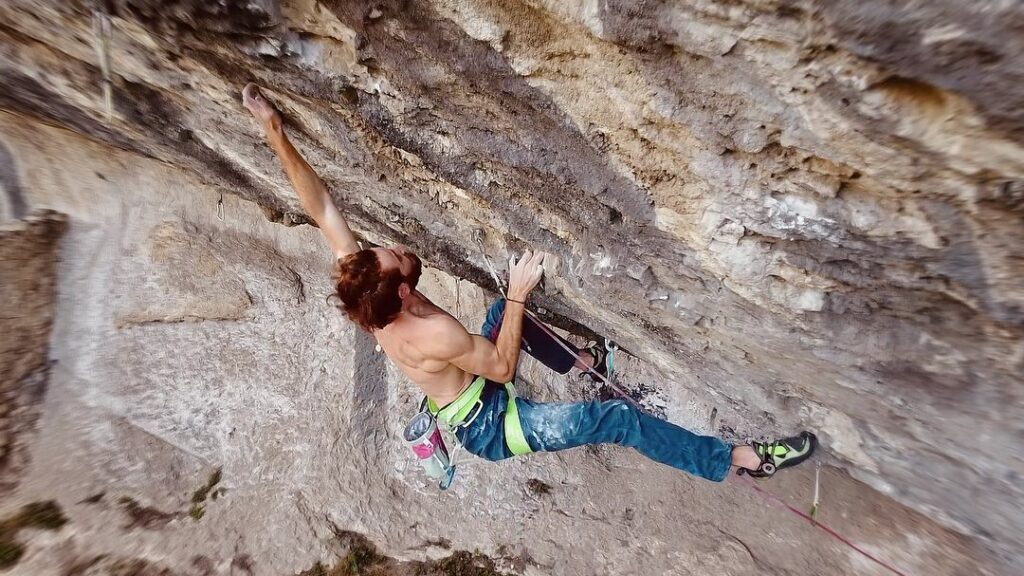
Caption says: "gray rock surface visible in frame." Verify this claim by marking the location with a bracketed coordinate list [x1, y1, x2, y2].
[0, 0, 1021, 574]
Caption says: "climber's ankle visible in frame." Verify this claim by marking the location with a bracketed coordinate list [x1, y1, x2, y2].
[731, 445, 761, 470]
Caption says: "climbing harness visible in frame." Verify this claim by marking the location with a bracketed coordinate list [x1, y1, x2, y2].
[426, 376, 486, 426]
[502, 382, 532, 456]
[406, 377, 532, 489]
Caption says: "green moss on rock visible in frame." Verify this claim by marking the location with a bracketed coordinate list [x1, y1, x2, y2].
[0, 500, 68, 569]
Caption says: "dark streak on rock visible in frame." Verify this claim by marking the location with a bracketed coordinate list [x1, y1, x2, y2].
[0, 71, 132, 151]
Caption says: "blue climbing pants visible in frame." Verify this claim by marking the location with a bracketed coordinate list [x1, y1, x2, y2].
[456, 384, 733, 481]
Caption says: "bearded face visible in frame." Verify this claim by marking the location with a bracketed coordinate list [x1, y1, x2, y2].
[331, 247, 423, 331]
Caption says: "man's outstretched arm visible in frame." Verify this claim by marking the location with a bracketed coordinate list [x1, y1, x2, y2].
[243, 83, 359, 259]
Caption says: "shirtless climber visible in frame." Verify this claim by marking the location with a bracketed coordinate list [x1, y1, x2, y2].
[242, 83, 816, 482]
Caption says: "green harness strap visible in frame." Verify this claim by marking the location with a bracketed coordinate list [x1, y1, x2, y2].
[503, 382, 533, 456]
[428, 377, 486, 425]
[426, 378, 533, 456]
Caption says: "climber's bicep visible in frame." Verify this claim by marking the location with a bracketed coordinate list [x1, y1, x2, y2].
[419, 320, 508, 382]
[449, 335, 512, 383]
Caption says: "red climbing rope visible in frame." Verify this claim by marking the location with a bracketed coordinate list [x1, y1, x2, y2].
[519, 307, 911, 576]
[733, 474, 909, 576]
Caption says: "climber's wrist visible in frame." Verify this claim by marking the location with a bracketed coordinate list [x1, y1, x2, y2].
[505, 294, 527, 306]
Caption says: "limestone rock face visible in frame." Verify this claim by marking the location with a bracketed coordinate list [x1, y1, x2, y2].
[0, 0, 1022, 573]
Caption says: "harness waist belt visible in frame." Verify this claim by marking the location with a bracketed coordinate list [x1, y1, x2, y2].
[428, 377, 486, 425]
[427, 377, 533, 456]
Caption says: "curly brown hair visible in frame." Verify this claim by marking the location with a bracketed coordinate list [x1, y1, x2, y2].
[331, 249, 421, 331]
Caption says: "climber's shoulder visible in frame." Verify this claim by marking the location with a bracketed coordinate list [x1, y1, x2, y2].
[403, 309, 472, 359]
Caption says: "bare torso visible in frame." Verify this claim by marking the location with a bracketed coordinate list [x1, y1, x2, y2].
[372, 291, 474, 407]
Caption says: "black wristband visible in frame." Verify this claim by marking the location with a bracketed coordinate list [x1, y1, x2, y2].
[506, 298, 526, 305]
